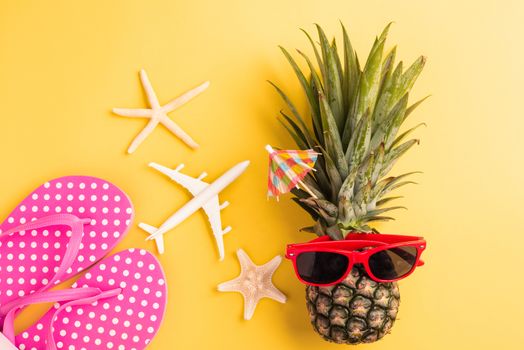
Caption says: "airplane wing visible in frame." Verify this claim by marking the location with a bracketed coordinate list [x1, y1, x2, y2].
[201, 195, 231, 261]
[149, 162, 208, 196]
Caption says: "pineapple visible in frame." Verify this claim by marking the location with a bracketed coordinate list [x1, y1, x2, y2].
[271, 23, 426, 344]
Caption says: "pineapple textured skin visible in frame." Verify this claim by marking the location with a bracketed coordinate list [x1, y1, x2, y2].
[306, 267, 399, 344]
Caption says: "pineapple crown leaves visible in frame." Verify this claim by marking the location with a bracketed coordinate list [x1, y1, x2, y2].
[270, 23, 427, 238]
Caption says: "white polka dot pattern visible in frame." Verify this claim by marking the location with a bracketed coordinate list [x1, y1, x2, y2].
[0, 176, 134, 308]
[15, 249, 167, 350]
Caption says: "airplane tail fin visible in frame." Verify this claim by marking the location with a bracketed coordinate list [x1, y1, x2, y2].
[139, 223, 165, 254]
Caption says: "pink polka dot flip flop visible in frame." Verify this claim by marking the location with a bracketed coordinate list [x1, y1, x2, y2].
[0, 176, 134, 321]
[2, 249, 167, 350]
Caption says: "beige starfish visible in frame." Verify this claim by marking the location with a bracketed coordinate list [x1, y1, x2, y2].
[113, 69, 209, 154]
[218, 248, 286, 320]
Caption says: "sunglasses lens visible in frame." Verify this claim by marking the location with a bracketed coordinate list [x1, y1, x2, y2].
[296, 252, 349, 285]
[368, 246, 418, 280]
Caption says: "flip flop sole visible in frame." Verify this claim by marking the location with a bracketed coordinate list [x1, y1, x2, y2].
[0, 176, 134, 306]
[16, 249, 167, 350]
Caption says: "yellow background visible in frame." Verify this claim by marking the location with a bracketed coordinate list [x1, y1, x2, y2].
[1, 0, 523, 349]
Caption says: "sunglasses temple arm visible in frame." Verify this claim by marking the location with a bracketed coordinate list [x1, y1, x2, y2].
[417, 259, 425, 266]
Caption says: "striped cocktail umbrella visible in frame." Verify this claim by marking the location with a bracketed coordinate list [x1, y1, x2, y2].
[265, 144, 320, 200]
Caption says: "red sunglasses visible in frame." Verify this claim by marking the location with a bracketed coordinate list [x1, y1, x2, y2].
[286, 234, 426, 286]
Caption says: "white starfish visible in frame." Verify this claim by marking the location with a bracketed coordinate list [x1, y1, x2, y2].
[218, 249, 286, 320]
[113, 69, 209, 154]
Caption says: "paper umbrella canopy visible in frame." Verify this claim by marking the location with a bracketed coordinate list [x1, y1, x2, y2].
[265, 144, 320, 199]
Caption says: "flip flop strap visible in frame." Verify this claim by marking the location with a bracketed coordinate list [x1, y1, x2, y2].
[0, 287, 121, 347]
[0, 214, 91, 318]
[1, 287, 103, 342]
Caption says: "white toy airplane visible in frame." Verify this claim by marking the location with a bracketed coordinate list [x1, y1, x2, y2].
[140, 160, 250, 260]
